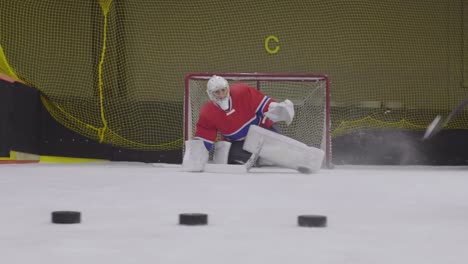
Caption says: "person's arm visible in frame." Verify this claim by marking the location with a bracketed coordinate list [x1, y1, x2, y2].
[247, 85, 295, 126]
[246, 86, 274, 118]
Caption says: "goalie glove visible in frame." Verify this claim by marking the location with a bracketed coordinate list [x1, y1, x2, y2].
[264, 99, 295, 126]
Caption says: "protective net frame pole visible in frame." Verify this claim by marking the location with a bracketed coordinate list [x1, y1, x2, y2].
[184, 73, 332, 168]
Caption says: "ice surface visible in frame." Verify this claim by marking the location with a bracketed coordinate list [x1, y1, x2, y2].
[1, 162, 468, 264]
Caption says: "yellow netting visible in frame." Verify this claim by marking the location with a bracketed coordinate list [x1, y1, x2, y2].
[0, 0, 466, 151]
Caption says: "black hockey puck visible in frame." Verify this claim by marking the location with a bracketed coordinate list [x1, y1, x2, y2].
[297, 215, 327, 227]
[51, 211, 81, 224]
[297, 166, 312, 174]
[179, 213, 208, 226]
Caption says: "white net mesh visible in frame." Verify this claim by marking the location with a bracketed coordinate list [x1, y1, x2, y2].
[185, 73, 331, 166]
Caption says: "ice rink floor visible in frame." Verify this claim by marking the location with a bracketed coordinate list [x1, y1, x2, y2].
[1, 162, 468, 264]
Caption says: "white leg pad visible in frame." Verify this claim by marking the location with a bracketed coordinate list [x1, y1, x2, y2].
[182, 140, 209, 172]
[212, 141, 231, 164]
[243, 125, 324, 173]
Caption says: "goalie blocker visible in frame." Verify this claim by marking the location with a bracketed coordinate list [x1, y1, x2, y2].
[243, 125, 324, 174]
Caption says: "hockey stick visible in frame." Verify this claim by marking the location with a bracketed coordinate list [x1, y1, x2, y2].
[245, 138, 264, 172]
[423, 99, 468, 140]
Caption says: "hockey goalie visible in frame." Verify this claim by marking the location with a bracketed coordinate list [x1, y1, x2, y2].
[183, 75, 324, 174]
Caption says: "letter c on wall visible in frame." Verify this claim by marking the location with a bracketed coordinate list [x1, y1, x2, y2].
[265, 35, 280, 54]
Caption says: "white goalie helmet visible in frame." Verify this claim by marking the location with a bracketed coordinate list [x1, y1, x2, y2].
[207, 75, 230, 110]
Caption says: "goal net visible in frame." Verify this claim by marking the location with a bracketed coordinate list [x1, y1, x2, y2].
[184, 73, 331, 167]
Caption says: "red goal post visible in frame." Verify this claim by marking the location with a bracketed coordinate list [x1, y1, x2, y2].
[184, 73, 332, 168]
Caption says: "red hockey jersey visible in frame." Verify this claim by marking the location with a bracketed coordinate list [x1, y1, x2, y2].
[195, 83, 275, 150]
